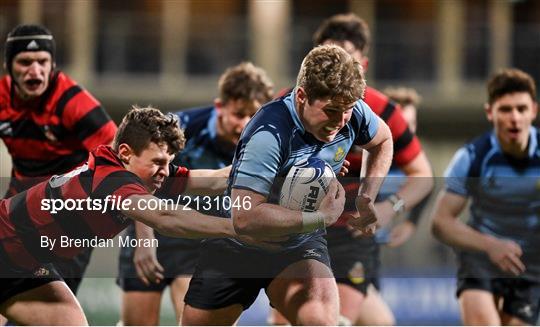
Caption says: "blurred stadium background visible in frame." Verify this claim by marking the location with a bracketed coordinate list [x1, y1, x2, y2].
[0, 0, 538, 325]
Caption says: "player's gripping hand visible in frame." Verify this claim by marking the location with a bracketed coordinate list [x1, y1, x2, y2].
[485, 237, 525, 276]
[318, 179, 346, 227]
[133, 245, 164, 285]
[388, 220, 416, 247]
[346, 194, 378, 236]
[337, 159, 350, 176]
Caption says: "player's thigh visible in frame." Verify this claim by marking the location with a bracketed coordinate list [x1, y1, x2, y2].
[354, 284, 395, 326]
[121, 290, 163, 326]
[170, 276, 191, 321]
[459, 289, 501, 325]
[182, 303, 243, 326]
[336, 282, 366, 323]
[1, 280, 87, 326]
[267, 259, 338, 324]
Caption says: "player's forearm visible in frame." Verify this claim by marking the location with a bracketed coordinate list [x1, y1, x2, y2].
[185, 167, 230, 195]
[126, 195, 235, 239]
[156, 209, 235, 239]
[134, 221, 155, 239]
[393, 152, 434, 211]
[432, 212, 492, 253]
[233, 203, 304, 238]
[359, 136, 393, 200]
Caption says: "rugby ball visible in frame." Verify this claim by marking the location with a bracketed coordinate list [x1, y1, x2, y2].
[280, 158, 335, 212]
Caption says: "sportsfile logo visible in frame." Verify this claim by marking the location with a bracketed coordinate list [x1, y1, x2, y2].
[41, 195, 129, 214]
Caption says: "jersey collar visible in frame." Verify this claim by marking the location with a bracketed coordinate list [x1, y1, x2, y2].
[283, 88, 306, 134]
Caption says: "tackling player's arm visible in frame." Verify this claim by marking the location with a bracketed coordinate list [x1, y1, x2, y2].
[232, 180, 345, 238]
[123, 194, 235, 239]
[376, 151, 433, 228]
[185, 166, 231, 195]
[431, 191, 525, 276]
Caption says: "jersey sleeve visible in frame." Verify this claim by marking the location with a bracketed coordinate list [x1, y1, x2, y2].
[386, 104, 422, 166]
[60, 88, 117, 151]
[444, 146, 472, 196]
[232, 129, 282, 197]
[112, 182, 149, 199]
[156, 164, 190, 197]
[353, 100, 380, 145]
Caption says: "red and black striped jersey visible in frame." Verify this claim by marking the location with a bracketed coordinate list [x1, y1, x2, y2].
[0, 145, 189, 270]
[0, 72, 117, 197]
[364, 86, 421, 166]
[338, 87, 423, 226]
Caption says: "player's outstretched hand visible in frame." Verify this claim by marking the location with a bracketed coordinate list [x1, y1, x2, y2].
[133, 245, 164, 285]
[388, 220, 416, 247]
[318, 179, 346, 227]
[486, 237, 525, 276]
[346, 194, 378, 236]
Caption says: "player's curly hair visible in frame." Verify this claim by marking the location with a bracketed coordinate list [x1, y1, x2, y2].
[218, 62, 274, 105]
[297, 45, 365, 105]
[313, 13, 371, 54]
[113, 106, 185, 155]
[487, 68, 537, 105]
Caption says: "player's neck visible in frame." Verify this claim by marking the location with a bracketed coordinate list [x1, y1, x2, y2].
[13, 88, 41, 109]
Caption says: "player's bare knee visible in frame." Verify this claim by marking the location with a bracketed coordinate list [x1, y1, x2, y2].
[296, 301, 338, 326]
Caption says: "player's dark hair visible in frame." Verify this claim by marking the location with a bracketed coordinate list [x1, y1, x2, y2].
[487, 68, 537, 105]
[218, 62, 274, 105]
[313, 13, 371, 54]
[114, 106, 185, 155]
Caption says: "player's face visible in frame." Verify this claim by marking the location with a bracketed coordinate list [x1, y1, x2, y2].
[322, 39, 368, 72]
[402, 104, 418, 133]
[296, 88, 355, 143]
[486, 92, 538, 152]
[11, 51, 53, 100]
[216, 98, 260, 145]
[121, 142, 174, 193]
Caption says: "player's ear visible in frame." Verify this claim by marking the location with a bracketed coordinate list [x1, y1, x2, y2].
[361, 56, 369, 72]
[117, 143, 133, 164]
[214, 98, 224, 114]
[296, 87, 308, 106]
[484, 103, 493, 122]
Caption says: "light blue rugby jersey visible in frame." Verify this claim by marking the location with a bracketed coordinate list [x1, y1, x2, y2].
[226, 90, 379, 250]
[444, 127, 540, 273]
